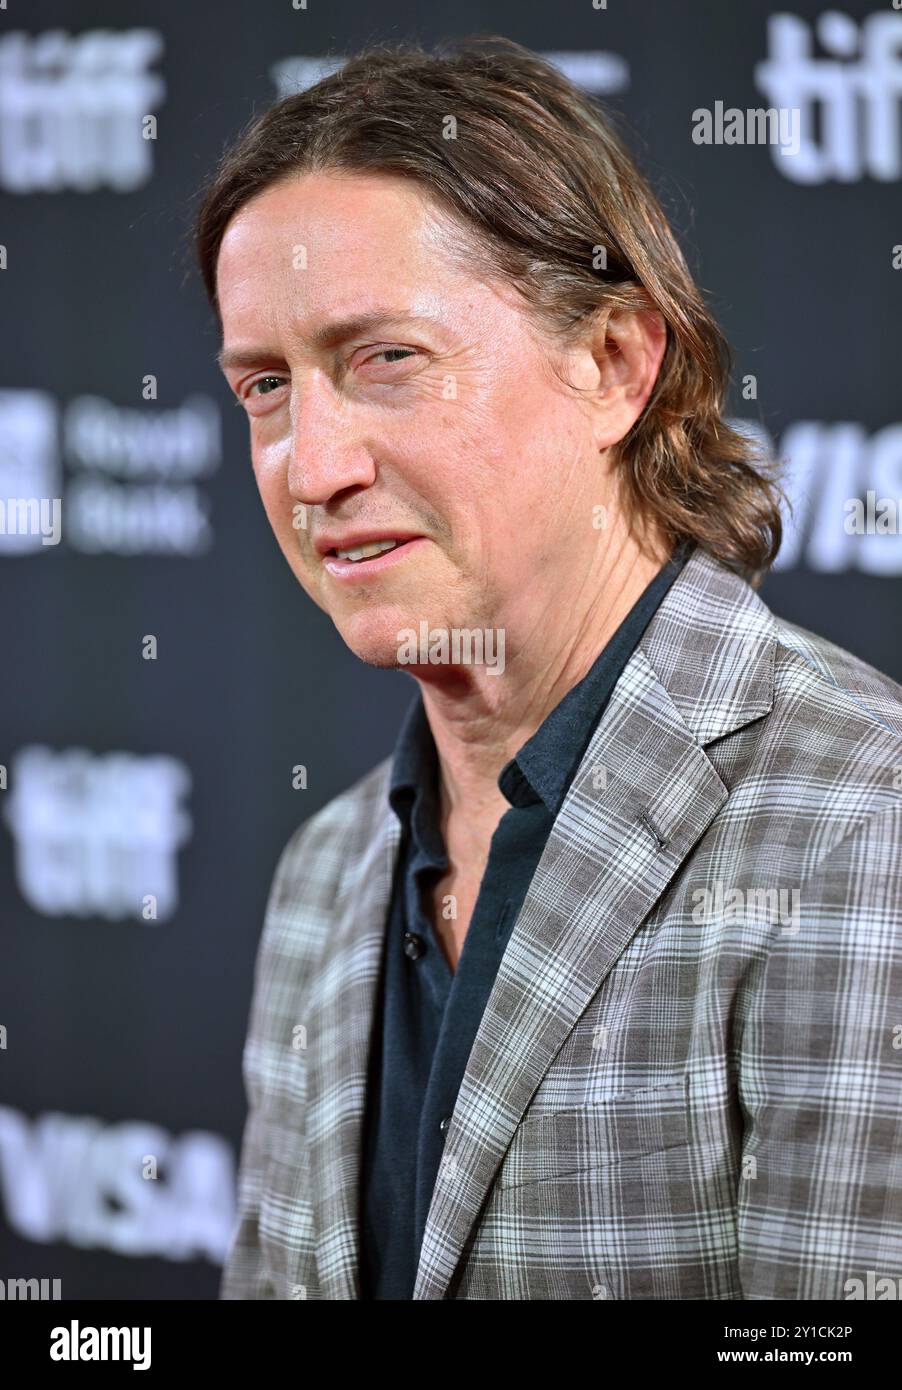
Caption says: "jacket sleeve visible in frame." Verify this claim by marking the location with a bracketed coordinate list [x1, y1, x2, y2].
[735, 804, 902, 1299]
[220, 821, 314, 1301]
[220, 1047, 276, 1299]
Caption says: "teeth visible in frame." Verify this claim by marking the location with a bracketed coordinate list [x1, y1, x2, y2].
[335, 539, 400, 562]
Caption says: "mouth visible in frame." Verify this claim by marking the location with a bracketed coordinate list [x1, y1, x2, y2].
[321, 536, 426, 580]
[330, 538, 404, 563]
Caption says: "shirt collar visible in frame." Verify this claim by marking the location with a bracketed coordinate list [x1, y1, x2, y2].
[388, 684, 446, 858]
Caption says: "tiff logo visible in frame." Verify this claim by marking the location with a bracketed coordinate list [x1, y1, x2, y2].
[2, 746, 192, 921]
[755, 10, 902, 183]
[0, 28, 165, 192]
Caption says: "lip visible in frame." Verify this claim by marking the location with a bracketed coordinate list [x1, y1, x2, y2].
[322, 536, 427, 580]
[314, 529, 422, 558]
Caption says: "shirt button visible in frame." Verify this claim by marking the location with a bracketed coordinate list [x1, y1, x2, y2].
[403, 932, 426, 960]
[439, 1116, 451, 1135]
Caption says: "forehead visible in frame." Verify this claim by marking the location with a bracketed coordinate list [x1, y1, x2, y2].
[215, 170, 466, 332]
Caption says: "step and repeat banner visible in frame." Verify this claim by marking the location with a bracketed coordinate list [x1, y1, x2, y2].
[0, 0, 899, 1299]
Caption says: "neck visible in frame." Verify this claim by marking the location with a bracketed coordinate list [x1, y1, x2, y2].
[417, 520, 670, 836]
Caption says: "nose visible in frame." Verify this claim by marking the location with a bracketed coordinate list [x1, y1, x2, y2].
[285, 369, 376, 505]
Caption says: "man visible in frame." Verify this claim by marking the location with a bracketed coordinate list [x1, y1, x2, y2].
[197, 39, 902, 1299]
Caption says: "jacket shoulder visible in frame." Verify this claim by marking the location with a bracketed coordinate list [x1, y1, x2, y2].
[768, 616, 902, 813]
[726, 612, 902, 867]
[266, 754, 394, 920]
[773, 616, 902, 743]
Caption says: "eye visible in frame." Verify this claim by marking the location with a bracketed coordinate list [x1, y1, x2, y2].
[355, 345, 422, 372]
[368, 348, 418, 364]
[246, 375, 288, 397]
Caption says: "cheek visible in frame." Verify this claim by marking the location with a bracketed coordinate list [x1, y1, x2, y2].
[251, 442, 293, 531]
[255, 466, 287, 523]
[248, 454, 313, 583]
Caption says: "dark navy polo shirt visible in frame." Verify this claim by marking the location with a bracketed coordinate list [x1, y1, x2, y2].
[358, 542, 692, 1299]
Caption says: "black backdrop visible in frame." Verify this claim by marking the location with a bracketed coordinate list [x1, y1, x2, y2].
[1, 0, 900, 1299]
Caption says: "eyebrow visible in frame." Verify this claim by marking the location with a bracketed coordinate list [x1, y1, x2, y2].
[216, 310, 429, 371]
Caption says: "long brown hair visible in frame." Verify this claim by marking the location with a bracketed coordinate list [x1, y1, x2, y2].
[195, 36, 783, 584]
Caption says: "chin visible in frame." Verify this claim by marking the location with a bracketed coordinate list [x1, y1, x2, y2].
[332, 606, 417, 670]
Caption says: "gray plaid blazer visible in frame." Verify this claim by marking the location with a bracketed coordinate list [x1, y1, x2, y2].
[221, 546, 902, 1300]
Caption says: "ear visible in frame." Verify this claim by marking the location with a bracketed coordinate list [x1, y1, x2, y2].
[586, 301, 668, 450]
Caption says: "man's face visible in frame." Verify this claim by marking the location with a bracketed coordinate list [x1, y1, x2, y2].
[216, 171, 620, 672]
